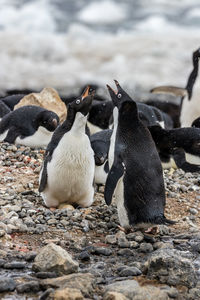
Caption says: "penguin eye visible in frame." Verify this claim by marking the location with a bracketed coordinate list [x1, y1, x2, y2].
[76, 99, 81, 105]
[117, 93, 122, 98]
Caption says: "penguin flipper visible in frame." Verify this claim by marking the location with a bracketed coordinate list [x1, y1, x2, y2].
[38, 156, 49, 193]
[173, 148, 200, 173]
[4, 127, 20, 144]
[150, 86, 187, 97]
[104, 157, 124, 205]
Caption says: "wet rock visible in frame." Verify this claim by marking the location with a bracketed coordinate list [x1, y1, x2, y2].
[0, 277, 16, 292]
[119, 267, 142, 277]
[4, 261, 26, 269]
[146, 249, 197, 288]
[41, 273, 95, 297]
[50, 287, 84, 300]
[32, 243, 79, 276]
[16, 281, 40, 293]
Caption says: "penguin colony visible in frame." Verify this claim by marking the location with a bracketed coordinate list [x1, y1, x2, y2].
[1, 47, 200, 230]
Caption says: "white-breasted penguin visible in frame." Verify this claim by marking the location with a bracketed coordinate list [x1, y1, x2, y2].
[148, 125, 200, 172]
[0, 105, 59, 148]
[151, 47, 200, 127]
[105, 80, 174, 230]
[39, 86, 95, 208]
[90, 129, 112, 186]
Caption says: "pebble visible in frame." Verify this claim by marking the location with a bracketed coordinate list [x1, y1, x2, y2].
[16, 281, 40, 293]
[94, 247, 112, 256]
[119, 267, 142, 277]
[4, 261, 26, 269]
[139, 243, 154, 253]
[0, 277, 16, 292]
[78, 251, 91, 261]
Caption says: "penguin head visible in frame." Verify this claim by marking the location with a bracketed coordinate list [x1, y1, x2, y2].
[193, 47, 200, 63]
[68, 85, 95, 116]
[37, 110, 59, 131]
[106, 80, 133, 109]
[192, 117, 200, 128]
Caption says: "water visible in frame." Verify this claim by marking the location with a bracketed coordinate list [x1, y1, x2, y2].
[0, 0, 200, 95]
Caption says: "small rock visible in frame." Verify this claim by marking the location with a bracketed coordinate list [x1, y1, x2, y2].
[36, 272, 57, 279]
[105, 235, 117, 245]
[32, 243, 79, 276]
[25, 251, 37, 261]
[51, 287, 84, 300]
[0, 259, 5, 267]
[16, 281, 40, 293]
[119, 267, 142, 277]
[39, 288, 54, 300]
[104, 291, 128, 300]
[0, 277, 16, 292]
[4, 261, 26, 269]
[104, 280, 139, 298]
[117, 249, 134, 256]
[0, 230, 5, 237]
[78, 251, 90, 261]
[94, 247, 112, 256]
[189, 208, 198, 215]
[139, 243, 154, 253]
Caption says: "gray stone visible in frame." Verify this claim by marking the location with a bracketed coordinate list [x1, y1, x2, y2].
[0, 229, 5, 237]
[16, 281, 40, 293]
[189, 208, 198, 215]
[104, 280, 139, 298]
[188, 288, 200, 300]
[146, 249, 197, 288]
[0, 277, 16, 292]
[41, 273, 95, 297]
[104, 291, 128, 300]
[94, 247, 112, 256]
[51, 287, 84, 300]
[32, 243, 79, 276]
[139, 242, 154, 253]
[105, 235, 117, 245]
[4, 261, 26, 269]
[119, 267, 142, 277]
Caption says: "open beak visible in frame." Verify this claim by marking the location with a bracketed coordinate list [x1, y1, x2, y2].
[81, 85, 90, 100]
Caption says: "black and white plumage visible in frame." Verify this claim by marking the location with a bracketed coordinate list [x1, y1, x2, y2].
[0, 100, 11, 120]
[148, 125, 200, 172]
[39, 86, 95, 208]
[0, 105, 59, 147]
[151, 47, 200, 127]
[105, 80, 173, 229]
[0, 94, 26, 110]
[90, 129, 112, 186]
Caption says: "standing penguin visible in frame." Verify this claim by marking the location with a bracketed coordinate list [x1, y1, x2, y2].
[0, 105, 59, 147]
[151, 47, 200, 127]
[105, 80, 173, 230]
[39, 86, 95, 208]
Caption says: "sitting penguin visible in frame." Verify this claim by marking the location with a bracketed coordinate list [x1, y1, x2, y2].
[148, 125, 200, 172]
[105, 80, 174, 231]
[39, 86, 95, 209]
[0, 105, 59, 148]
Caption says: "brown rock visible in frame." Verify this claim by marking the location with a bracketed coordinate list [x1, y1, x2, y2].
[41, 273, 95, 297]
[103, 291, 128, 300]
[14, 87, 67, 122]
[52, 287, 84, 300]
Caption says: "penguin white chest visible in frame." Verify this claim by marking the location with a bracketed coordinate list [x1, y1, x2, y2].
[46, 130, 95, 206]
[15, 126, 53, 148]
[0, 129, 9, 142]
[108, 107, 118, 169]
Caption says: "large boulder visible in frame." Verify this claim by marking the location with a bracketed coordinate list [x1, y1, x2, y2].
[14, 87, 67, 123]
[32, 243, 78, 276]
[146, 248, 197, 288]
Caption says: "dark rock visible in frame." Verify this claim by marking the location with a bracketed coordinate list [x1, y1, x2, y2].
[94, 247, 112, 256]
[16, 281, 40, 293]
[4, 261, 26, 269]
[25, 251, 37, 261]
[117, 249, 134, 256]
[78, 251, 91, 261]
[0, 277, 16, 292]
[146, 249, 197, 288]
[119, 267, 142, 277]
[0, 259, 5, 267]
[39, 288, 54, 300]
[36, 272, 58, 279]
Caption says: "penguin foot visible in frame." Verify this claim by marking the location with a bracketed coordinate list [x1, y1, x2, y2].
[144, 226, 159, 235]
[117, 225, 133, 234]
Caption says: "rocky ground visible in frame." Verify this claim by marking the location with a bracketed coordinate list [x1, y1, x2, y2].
[0, 142, 200, 300]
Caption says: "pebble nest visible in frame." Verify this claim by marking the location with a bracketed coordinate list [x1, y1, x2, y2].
[0, 142, 200, 299]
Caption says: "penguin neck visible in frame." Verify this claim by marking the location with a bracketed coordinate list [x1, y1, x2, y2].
[70, 112, 87, 135]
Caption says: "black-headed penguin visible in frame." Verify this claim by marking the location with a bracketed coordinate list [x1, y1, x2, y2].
[0, 105, 59, 148]
[105, 80, 173, 230]
[39, 86, 95, 208]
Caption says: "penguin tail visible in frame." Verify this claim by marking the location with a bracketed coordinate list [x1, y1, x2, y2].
[163, 216, 177, 225]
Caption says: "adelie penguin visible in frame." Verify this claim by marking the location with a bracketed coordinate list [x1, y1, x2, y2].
[148, 125, 200, 172]
[39, 86, 95, 209]
[105, 80, 174, 231]
[0, 105, 59, 148]
[90, 129, 112, 187]
[151, 47, 200, 127]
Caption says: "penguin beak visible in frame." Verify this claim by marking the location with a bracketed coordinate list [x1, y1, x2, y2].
[106, 84, 117, 97]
